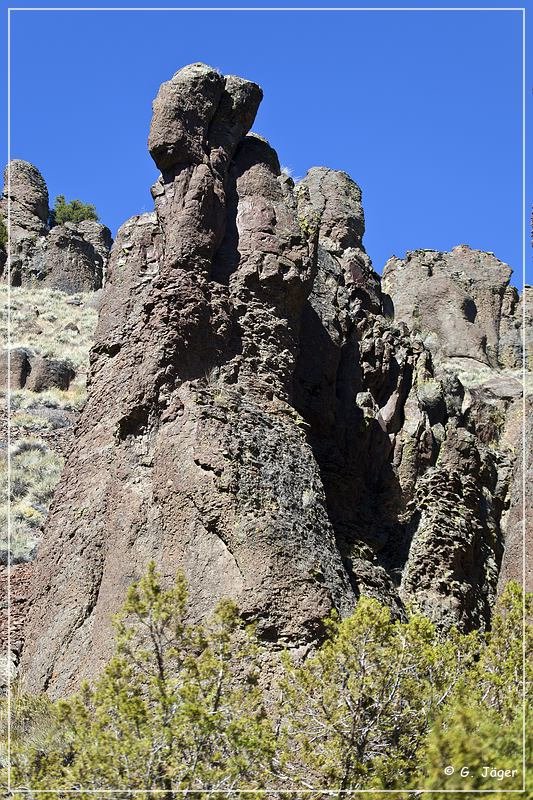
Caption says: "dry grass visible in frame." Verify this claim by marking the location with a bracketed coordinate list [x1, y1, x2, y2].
[0, 682, 55, 767]
[0, 437, 64, 563]
[9, 385, 87, 412]
[0, 285, 98, 378]
[0, 287, 97, 561]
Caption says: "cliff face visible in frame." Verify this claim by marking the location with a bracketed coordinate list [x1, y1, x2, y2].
[18, 64, 529, 697]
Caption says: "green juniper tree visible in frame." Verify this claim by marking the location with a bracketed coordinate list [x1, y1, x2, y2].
[422, 583, 531, 793]
[49, 195, 98, 227]
[275, 597, 478, 794]
[7, 563, 275, 799]
[3, 569, 530, 798]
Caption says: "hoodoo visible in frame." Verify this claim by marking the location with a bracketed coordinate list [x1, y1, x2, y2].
[15, 64, 528, 698]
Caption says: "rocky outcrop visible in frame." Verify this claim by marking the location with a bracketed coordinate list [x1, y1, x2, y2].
[19, 64, 530, 697]
[295, 167, 381, 313]
[0, 161, 112, 292]
[26, 221, 111, 293]
[0, 348, 32, 390]
[0, 349, 75, 392]
[382, 246, 522, 368]
[0, 161, 48, 287]
[24, 356, 75, 392]
[382, 246, 528, 621]
[2, 161, 49, 235]
[21, 65, 355, 696]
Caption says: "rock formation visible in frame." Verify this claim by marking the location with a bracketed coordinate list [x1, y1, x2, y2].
[497, 395, 532, 593]
[0, 348, 75, 392]
[382, 246, 522, 368]
[19, 64, 530, 697]
[0, 160, 112, 292]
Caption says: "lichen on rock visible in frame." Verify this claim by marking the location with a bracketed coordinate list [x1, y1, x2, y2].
[15, 63, 530, 698]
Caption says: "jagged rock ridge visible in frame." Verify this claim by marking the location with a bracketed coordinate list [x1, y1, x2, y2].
[19, 63, 529, 697]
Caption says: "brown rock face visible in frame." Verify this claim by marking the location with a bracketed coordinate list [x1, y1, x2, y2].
[0, 161, 49, 287]
[296, 167, 381, 313]
[2, 160, 49, 233]
[0, 349, 75, 392]
[382, 246, 519, 368]
[20, 64, 529, 697]
[27, 223, 108, 293]
[0, 161, 112, 292]
[0, 348, 32, 390]
[498, 395, 532, 593]
[21, 65, 354, 696]
[24, 357, 75, 392]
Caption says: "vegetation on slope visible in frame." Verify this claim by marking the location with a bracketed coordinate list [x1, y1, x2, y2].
[2, 567, 530, 798]
[0, 438, 63, 563]
[0, 285, 98, 378]
[0, 286, 98, 561]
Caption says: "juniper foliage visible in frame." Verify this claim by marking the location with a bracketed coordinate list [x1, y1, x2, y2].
[3, 568, 529, 798]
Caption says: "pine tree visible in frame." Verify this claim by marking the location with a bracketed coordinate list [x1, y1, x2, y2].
[422, 583, 531, 794]
[275, 597, 478, 795]
[3, 573, 530, 797]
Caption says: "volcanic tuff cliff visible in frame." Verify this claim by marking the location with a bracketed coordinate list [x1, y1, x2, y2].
[15, 64, 529, 697]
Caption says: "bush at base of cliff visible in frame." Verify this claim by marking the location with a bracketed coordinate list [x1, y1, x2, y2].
[49, 195, 99, 227]
[421, 582, 531, 796]
[2, 571, 530, 797]
[6, 563, 275, 797]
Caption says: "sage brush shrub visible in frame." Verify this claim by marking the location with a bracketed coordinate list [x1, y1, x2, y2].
[3, 569, 529, 797]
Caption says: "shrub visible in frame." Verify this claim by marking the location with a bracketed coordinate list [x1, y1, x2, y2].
[421, 583, 531, 794]
[0, 217, 7, 249]
[277, 599, 479, 791]
[3, 572, 530, 796]
[8, 564, 274, 795]
[49, 195, 99, 227]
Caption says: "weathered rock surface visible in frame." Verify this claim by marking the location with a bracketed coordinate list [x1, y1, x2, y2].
[295, 167, 381, 313]
[382, 246, 521, 368]
[27, 222, 108, 292]
[24, 356, 75, 392]
[1, 160, 49, 234]
[497, 395, 532, 593]
[0, 161, 112, 292]
[0, 348, 75, 392]
[19, 64, 530, 697]
[0, 161, 49, 287]
[21, 65, 354, 696]
[0, 347, 32, 390]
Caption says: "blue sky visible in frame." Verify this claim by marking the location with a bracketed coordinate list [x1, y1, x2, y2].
[2, 2, 529, 285]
